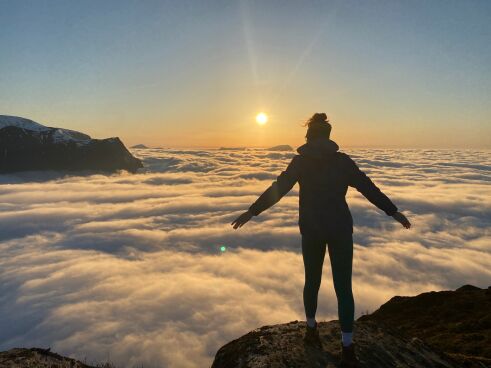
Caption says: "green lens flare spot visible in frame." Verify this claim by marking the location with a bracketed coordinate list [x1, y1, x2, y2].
[220, 246, 227, 252]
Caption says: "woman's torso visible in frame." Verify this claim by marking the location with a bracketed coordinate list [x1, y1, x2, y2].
[297, 153, 354, 238]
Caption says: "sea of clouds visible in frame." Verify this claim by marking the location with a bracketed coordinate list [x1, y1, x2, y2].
[0, 146, 490, 367]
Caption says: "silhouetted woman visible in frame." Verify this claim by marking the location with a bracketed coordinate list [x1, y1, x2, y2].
[231, 113, 411, 367]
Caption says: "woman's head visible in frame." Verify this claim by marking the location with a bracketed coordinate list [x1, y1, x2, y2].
[303, 113, 331, 142]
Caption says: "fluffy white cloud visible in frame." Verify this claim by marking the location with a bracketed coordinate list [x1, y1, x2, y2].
[0, 147, 490, 367]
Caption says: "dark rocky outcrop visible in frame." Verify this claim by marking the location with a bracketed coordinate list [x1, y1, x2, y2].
[212, 285, 491, 368]
[359, 284, 491, 368]
[0, 348, 98, 368]
[211, 320, 460, 368]
[266, 144, 293, 151]
[0, 116, 142, 173]
[131, 144, 149, 149]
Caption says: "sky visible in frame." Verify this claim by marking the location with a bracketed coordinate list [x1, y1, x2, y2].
[0, 147, 490, 367]
[0, 0, 490, 148]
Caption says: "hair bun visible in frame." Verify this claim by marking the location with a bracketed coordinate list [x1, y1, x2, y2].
[304, 112, 332, 141]
[309, 113, 328, 126]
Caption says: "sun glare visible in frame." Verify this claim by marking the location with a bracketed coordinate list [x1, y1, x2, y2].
[256, 112, 268, 125]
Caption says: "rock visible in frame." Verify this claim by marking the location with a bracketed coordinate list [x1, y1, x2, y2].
[212, 285, 491, 368]
[212, 319, 459, 368]
[266, 144, 293, 151]
[0, 347, 97, 368]
[359, 284, 491, 368]
[0, 115, 142, 173]
[455, 284, 482, 292]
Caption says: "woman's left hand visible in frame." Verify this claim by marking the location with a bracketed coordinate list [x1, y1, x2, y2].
[231, 209, 254, 229]
[391, 211, 411, 229]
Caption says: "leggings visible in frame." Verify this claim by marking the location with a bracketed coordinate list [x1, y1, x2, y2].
[301, 231, 355, 333]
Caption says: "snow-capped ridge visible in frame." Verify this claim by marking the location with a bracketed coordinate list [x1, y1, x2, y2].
[0, 115, 47, 132]
[0, 115, 142, 173]
[0, 115, 91, 142]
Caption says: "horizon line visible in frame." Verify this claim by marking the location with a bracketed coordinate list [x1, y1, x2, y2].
[131, 145, 491, 150]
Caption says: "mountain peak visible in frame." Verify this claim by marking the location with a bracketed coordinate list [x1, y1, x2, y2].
[0, 115, 91, 141]
[212, 285, 491, 368]
[0, 115, 48, 132]
[212, 319, 459, 368]
[0, 115, 142, 173]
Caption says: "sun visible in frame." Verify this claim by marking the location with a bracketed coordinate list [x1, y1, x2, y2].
[256, 112, 268, 125]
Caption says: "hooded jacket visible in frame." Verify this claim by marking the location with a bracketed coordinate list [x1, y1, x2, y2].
[248, 137, 398, 238]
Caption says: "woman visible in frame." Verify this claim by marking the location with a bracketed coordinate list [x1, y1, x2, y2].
[231, 113, 411, 367]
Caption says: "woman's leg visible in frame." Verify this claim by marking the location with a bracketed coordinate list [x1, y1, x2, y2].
[327, 232, 355, 333]
[301, 233, 327, 320]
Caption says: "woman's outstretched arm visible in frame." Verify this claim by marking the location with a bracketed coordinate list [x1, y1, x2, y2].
[340, 153, 411, 229]
[231, 155, 301, 229]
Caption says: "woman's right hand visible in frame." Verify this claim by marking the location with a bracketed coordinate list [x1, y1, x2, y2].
[231, 209, 254, 229]
[392, 211, 411, 229]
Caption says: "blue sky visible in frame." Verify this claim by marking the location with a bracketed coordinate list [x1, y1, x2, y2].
[1, 0, 490, 147]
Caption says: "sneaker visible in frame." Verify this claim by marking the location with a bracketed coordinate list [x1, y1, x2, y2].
[340, 342, 360, 367]
[303, 322, 321, 346]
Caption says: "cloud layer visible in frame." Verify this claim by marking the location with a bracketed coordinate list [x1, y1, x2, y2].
[0, 147, 490, 367]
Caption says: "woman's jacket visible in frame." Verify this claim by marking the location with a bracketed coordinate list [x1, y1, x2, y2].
[248, 137, 398, 238]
